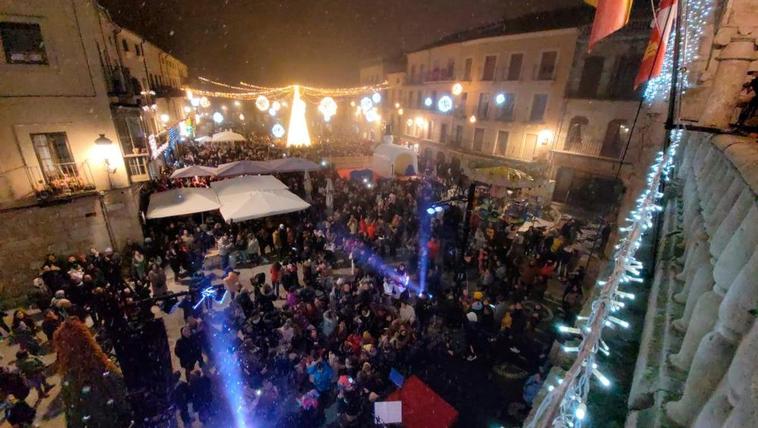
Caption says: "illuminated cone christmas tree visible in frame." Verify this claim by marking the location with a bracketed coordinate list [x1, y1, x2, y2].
[286, 85, 312, 147]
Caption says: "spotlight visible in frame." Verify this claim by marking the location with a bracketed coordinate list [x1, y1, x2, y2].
[434, 206, 444, 213]
[426, 207, 436, 215]
[424, 97, 432, 107]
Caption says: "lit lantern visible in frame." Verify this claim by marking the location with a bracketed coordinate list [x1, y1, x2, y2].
[255, 95, 270, 111]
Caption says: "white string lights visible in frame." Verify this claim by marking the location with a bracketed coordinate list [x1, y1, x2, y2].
[527, 130, 682, 428]
[644, 0, 714, 103]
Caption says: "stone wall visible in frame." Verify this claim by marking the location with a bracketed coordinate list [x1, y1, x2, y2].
[625, 131, 758, 427]
[0, 187, 143, 300]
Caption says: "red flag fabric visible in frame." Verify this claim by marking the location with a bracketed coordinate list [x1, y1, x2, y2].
[587, 0, 634, 51]
[634, 0, 678, 89]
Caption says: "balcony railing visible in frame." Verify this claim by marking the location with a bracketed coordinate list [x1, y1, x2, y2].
[28, 161, 96, 199]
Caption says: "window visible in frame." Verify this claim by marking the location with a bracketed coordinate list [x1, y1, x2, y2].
[537, 51, 558, 80]
[477, 93, 490, 120]
[31, 132, 77, 181]
[505, 53, 523, 81]
[496, 93, 516, 121]
[419, 64, 425, 82]
[410, 65, 416, 82]
[608, 55, 640, 99]
[114, 112, 147, 154]
[417, 91, 424, 108]
[495, 131, 509, 155]
[565, 116, 589, 151]
[529, 94, 548, 122]
[440, 124, 449, 144]
[481, 55, 497, 81]
[463, 58, 473, 81]
[134, 43, 141, 56]
[446, 59, 455, 79]
[427, 120, 434, 140]
[578, 56, 604, 98]
[0, 22, 48, 65]
[453, 125, 463, 147]
[431, 90, 437, 109]
[600, 119, 629, 158]
[472, 128, 485, 152]
[121, 38, 129, 52]
[459, 92, 468, 115]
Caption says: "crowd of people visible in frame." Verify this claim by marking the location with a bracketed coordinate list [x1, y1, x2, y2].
[0, 136, 596, 427]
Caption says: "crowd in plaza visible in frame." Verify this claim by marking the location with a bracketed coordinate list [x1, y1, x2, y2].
[0, 136, 601, 427]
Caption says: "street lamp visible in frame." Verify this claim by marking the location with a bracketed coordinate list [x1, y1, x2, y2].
[94, 134, 116, 189]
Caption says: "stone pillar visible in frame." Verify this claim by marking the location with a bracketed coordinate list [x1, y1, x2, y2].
[700, 39, 755, 128]
[672, 263, 714, 331]
[665, 330, 737, 426]
[712, 205, 758, 291]
[708, 175, 742, 234]
[665, 249, 758, 426]
[671, 248, 758, 370]
[693, 322, 758, 428]
[701, 161, 730, 221]
[674, 236, 710, 302]
[670, 283, 719, 370]
[710, 187, 754, 260]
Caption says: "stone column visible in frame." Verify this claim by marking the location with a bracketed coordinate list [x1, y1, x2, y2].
[712, 205, 758, 291]
[693, 322, 758, 428]
[710, 188, 754, 260]
[671, 248, 757, 371]
[674, 235, 710, 302]
[665, 249, 758, 426]
[672, 263, 714, 331]
[708, 174, 742, 234]
[700, 39, 755, 128]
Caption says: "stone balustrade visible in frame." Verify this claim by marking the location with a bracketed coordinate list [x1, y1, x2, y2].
[626, 131, 758, 427]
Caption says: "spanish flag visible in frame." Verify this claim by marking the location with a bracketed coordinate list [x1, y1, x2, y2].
[586, 0, 634, 51]
[634, 0, 678, 89]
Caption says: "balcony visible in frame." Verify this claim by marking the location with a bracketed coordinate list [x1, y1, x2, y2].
[153, 85, 185, 98]
[550, 149, 626, 178]
[106, 66, 145, 103]
[27, 161, 97, 201]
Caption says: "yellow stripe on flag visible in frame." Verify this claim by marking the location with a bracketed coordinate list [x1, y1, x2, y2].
[585, 0, 598, 6]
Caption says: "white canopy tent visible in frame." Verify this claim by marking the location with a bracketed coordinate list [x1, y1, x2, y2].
[219, 190, 310, 222]
[146, 188, 220, 219]
[371, 143, 418, 177]
[210, 175, 288, 197]
[215, 160, 272, 177]
[170, 165, 218, 179]
[211, 130, 247, 142]
[195, 135, 212, 143]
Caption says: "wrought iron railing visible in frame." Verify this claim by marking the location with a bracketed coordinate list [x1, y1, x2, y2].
[27, 161, 96, 198]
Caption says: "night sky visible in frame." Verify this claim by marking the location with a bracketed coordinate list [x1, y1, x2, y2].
[99, 0, 578, 87]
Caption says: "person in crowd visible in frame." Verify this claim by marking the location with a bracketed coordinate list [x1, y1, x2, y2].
[175, 326, 205, 381]
[5, 134, 596, 427]
[13, 350, 53, 399]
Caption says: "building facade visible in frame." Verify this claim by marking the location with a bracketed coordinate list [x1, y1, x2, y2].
[0, 0, 188, 206]
[550, 18, 649, 209]
[357, 8, 601, 180]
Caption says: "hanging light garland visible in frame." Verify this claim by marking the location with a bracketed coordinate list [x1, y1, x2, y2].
[187, 77, 388, 103]
[644, 0, 714, 103]
[526, 130, 682, 428]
